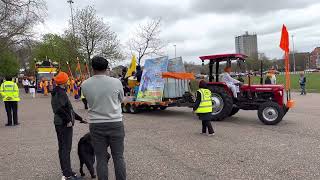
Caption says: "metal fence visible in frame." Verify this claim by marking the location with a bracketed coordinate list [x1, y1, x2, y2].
[278, 71, 316, 75]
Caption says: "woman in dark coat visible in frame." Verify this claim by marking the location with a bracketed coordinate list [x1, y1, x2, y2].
[51, 71, 86, 180]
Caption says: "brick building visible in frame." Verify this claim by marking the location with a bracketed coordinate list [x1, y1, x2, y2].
[310, 47, 320, 68]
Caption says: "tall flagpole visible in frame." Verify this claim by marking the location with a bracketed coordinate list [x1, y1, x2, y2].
[291, 35, 296, 72]
[85, 60, 90, 78]
[66, 61, 74, 78]
[77, 57, 82, 78]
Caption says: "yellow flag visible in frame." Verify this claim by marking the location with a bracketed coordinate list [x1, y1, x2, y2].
[125, 55, 137, 78]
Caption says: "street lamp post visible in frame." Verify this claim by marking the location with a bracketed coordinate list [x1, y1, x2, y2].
[291, 35, 296, 72]
[67, 0, 75, 46]
[174, 45, 177, 58]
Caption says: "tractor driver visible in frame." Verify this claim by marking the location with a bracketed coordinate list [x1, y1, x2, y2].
[220, 67, 242, 98]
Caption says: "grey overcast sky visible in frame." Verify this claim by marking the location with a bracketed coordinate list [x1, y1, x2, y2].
[36, 0, 320, 63]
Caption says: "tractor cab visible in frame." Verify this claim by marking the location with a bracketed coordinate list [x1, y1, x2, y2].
[199, 53, 289, 125]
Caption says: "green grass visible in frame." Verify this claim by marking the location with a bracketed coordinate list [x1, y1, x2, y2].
[190, 72, 320, 93]
[249, 73, 320, 93]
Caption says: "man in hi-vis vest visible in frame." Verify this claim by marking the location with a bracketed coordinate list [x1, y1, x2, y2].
[0, 76, 20, 126]
[193, 80, 215, 136]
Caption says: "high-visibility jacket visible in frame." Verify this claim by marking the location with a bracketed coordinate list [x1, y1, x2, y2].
[195, 88, 212, 113]
[0, 81, 20, 101]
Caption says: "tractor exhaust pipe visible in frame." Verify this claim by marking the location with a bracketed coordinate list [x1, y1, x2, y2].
[260, 59, 263, 85]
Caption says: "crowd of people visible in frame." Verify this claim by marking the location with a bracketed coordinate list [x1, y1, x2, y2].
[21, 76, 55, 97]
[19, 75, 89, 100]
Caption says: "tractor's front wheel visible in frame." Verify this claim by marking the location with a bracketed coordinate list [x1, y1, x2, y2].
[258, 101, 284, 125]
[208, 86, 233, 121]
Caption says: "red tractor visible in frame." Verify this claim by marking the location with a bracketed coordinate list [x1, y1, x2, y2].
[199, 54, 293, 125]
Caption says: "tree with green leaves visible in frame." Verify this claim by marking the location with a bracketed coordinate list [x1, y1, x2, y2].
[31, 33, 84, 74]
[0, 48, 19, 78]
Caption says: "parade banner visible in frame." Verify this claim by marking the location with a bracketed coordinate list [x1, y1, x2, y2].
[137, 56, 169, 102]
[167, 57, 185, 72]
[164, 57, 189, 98]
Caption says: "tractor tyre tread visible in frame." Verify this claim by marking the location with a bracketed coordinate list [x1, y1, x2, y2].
[258, 101, 284, 125]
[209, 86, 233, 121]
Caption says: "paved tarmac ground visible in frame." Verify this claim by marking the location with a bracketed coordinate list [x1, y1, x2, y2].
[0, 92, 320, 180]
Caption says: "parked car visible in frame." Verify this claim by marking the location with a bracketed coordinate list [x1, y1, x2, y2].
[305, 69, 319, 72]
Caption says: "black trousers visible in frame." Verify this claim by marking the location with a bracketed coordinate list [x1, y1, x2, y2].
[90, 122, 126, 180]
[55, 125, 74, 177]
[202, 120, 214, 134]
[24, 85, 29, 93]
[82, 98, 88, 109]
[4, 101, 18, 125]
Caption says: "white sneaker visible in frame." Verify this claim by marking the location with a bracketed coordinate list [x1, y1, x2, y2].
[61, 176, 66, 180]
[207, 133, 215, 137]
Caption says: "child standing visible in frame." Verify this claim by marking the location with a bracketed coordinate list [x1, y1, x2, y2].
[299, 72, 307, 95]
[193, 80, 215, 136]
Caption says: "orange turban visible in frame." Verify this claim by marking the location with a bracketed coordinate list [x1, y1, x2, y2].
[224, 67, 231, 72]
[54, 72, 69, 85]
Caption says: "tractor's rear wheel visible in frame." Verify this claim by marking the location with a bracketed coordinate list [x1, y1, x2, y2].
[258, 101, 284, 125]
[160, 106, 167, 110]
[208, 86, 233, 121]
[229, 107, 240, 117]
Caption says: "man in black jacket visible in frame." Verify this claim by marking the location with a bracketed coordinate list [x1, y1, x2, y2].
[51, 71, 86, 180]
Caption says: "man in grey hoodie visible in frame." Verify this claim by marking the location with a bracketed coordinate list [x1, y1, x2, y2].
[81, 56, 126, 180]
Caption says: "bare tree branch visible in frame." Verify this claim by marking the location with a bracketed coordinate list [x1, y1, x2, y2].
[127, 18, 166, 65]
[71, 6, 122, 65]
[0, 0, 46, 51]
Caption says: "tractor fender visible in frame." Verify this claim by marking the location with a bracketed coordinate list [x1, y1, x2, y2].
[207, 82, 233, 97]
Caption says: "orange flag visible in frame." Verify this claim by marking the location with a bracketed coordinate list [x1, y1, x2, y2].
[75, 57, 83, 78]
[280, 25, 289, 53]
[280, 25, 291, 91]
[66, 61, 74, 79]
[85, 62, 90, 78]
[76, 61, 81, 72]
[279, 24, 294, 108]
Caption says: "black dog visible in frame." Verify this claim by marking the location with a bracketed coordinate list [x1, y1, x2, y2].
[78, 133, 111, 179]
[78, 133, 96, 178]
